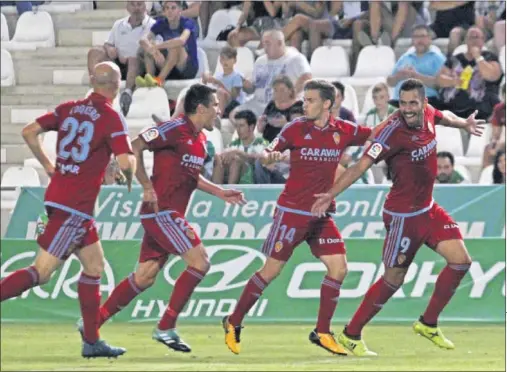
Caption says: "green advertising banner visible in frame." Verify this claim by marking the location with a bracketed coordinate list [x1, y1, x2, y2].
[1, 239, 504, 323]
[5, 185, 506, 240]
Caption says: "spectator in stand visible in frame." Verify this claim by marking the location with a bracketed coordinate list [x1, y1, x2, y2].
[0, 0, 46, 15]
[281, 1, 326, 52]
[493, 149, 506, 184]
[199, 1, 242, 38]
[212, 110, 268, 185]
[202, 46, 246, 118]
[151, 1, 201, 37]
[228, 29, 311, 127]
[355, 1, 426, 48]
[387, 25, 446, 109]
[257, 75, 303, 143]
[429, 1, 475, 57]
[483, 83, 506, 168]
[331, 81, 355, 122]
[227, 1, 286, 48]
[201, 140, 216, 181]
[437, 27, 504, 120]
[435, 151, 465, 184]
[475, 1, 506, 53]
[136, 1, 198, 87]
[308, 1, 368, 63]
[493, 16, 506, 54]
[87, 1, 154, 116]
[364, 82, 397, 127]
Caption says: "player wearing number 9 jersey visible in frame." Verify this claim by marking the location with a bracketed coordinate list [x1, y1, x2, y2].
[311, 79, 486, 356]
[0, 62, 136, 359]
[222, 80, 378, 356]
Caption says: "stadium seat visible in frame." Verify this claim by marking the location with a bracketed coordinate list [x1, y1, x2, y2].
[353, 46, 395, 78]
[126, 87, 170, 120]
[203, 127, 224, 154]
[24, 131, 57, 169]
[478, 164, 494, 184]
[500, 45, 505, 72]
[342, 83, 360, 119]
[1, 11, 55, 51]
[1, 166, 41, 206]
[1, 148, 6, 163]
[1, 48, 15, 86]
[214, 46, 255, 80]
[454, 164, 472, 183]
[163, 47, 209, 99]
[435, 125, 464, 156]
[1, 12, 9, 41]
[310, 46, 350, 78]
[359, 79, 393, 118]
[199, 9, 234, 48]
[465, 127, 489, 158]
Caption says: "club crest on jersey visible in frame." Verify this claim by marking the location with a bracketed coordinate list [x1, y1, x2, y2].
[367, 143, 383, 159]
[141, 128, 159, 143]
[186, 229, 196, 240]
[333, 132, 340, 145]
[267, 138, 279, 151]
[274, 241, 283, 252]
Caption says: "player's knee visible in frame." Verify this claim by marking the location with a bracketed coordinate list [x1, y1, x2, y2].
[32, 265, 52, 285]
[383, 268, 407, 288]
[190, 257, 211, 274]
[82, 259, 104, 278]
[136, 273, 156, 289]
[135, 261, 160, 289]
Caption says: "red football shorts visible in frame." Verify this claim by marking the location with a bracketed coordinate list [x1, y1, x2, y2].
[37, 207, 99, 260]
[382, 202, 463, 268]
[139, 210, 201, 267]
[262, 207, 346, 262]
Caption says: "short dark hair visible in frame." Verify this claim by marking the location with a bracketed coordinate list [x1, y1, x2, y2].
[412, 24, 431, 35]
[220, 45, 237, 60]
[331, 81, 345, 97]
[289, 103, 304, 117]
[437, 151, 455, 166]
[304, 79, 337, 108]
[234, 109, 257, 127]
[493, 149, 505, 184]
[272, 74, 295, 98]
[184, 84, 217, 115]
[162, 0, 183, 8]
[399, 78, 426, 100]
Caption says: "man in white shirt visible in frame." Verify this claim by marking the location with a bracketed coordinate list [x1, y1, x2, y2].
[87, 0, 155, 115]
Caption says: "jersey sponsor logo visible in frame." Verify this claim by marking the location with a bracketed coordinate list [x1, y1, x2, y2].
[163, 245, 266, 292]
[333, 132, 340, 145]
[267, 138, 279, 151]
[57, 162, 80, 175]
[367, 143, 383, 159]
[181, 154, 205, 169]
[141, 128, 160, 142]
[300, 147, 341, 162]
[411, 138, 437, 161]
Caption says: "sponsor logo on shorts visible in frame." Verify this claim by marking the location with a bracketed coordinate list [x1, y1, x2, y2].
[444, 224, 459, 229]
[141, 128, 160, 142]
[397, 253, 407, 265]
[274, 241, 283, 252]
[318, 238, 343, 244]
[367, 143, 383, 159]
[186, 229, 196, 240]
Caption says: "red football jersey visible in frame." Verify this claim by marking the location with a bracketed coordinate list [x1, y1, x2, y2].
[138, 115, 207, 215]
[364, 104, 444, 215]
[266, 116, 372, 214]
[36, 92, 132, 218]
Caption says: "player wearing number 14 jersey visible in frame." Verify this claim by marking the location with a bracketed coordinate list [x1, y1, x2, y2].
[312, 79, 486, 356]
[222, 80, 378, 356]
[0, 62, 136, 358]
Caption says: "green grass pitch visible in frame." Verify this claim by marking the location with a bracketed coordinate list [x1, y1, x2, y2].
[0, 323, 504, 371]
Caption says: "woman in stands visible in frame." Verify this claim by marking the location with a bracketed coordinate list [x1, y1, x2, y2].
[493, 149, 506, 184]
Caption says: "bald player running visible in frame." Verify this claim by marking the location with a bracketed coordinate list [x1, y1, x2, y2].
[0, 62, 136, 359]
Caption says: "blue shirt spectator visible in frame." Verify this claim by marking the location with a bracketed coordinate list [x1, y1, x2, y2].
[214, 70, 246, 105]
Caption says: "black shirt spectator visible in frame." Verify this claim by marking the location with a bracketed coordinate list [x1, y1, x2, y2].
[261, 100, 304, 142]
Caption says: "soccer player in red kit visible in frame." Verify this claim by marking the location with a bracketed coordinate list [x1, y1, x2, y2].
[86, 84, 245, 353]
[222, 79, 377, 356]
[0, 62, 136, 358]
[312, 79, 485, 356]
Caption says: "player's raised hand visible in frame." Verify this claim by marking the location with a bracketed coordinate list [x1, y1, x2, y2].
[465, 110, 486, 137]
[220, 189, 246, 205]
[311, 193, 334, 218]
[263, 151, 283, 165]
[143, 187, 159, 214]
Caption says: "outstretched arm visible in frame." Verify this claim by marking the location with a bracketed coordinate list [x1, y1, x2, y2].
[438, 109, 485, 136]
[198, 175, 246, 204]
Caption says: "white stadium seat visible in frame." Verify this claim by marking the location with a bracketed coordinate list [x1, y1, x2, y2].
[1, 11, 55, 50]
[478, 164, 494, 185]
[203, 127, 224, 154]
[214, 46, 255, 80]
[436, 125, 464, 156]
[125, 87, 171, 128]
[310, 46, 350, 78]
[199, 9, 234, 48]
[454, 164, 472, 183]
[500, 45, 505, 72]
[342, 83, 360, 119]
[1, 12, 9, 41]
[1, 48, 15, 86]
[354, 46, 395, 78]
[1, 166, 41, 206]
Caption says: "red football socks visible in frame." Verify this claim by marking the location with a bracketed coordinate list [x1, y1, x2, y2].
[346, 278, 399, 337]
[158, 267, 206, 330]
[316, 276, 342, 334]
[0, 266, 39, 301]
[422, 263, 471, 326]
[78, 273, 101, 344]
[229, 272, 267, 327]
[99, 273, 145, 327]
